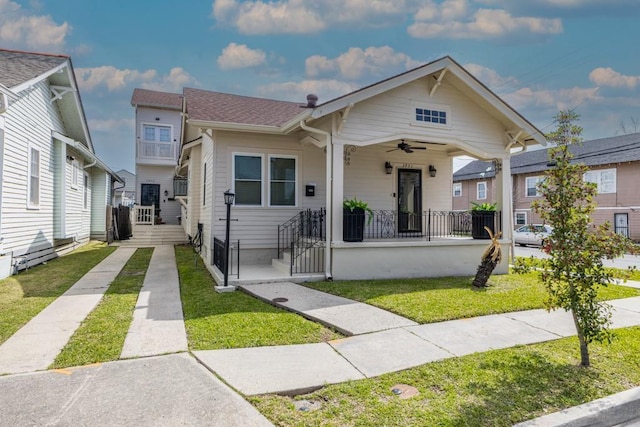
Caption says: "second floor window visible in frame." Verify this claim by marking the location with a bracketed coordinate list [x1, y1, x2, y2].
[525, 176, 543, 197]
[453, 182, 462, 197]
[143, 125, 171, 142]
[477, 181, 487, 200]
[584, 168, 616, 194]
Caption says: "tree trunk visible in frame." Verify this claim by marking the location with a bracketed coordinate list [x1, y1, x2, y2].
[472, 257, 498, 288]
[571, 308, 590, 366]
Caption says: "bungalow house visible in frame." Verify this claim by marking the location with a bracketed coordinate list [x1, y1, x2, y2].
[0, 48, 123, 278]
[453, 132, 640, 241]
[158, 56, 545, 283]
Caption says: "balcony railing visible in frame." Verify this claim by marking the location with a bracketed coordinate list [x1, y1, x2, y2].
[342, 209, 502, 241]
[137, 141, 178, 161]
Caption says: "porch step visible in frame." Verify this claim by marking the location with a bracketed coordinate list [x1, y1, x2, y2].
[121, 224, 189, 246]
[272, 246, 325, 275]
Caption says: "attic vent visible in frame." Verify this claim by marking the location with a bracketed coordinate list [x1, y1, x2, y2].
[306, 94, 318, 108]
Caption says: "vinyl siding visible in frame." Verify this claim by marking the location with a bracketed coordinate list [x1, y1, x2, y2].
[135, 106, 182, 165]
[90, 170, 109, 238]
[136, 164, 181, 224]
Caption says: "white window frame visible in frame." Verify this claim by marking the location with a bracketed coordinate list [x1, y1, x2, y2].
[203, 163, 206, 206]
[83, 173, 89, 210]
[268, 155, 298, 208]
[411, 101, 451, 129]
[232, 153, 264, 207]
[515, 211, 527, 226]
[141, 123, 173, 143]
[27, 145, 40, 209]
[453, 182, 462, 197]
[525, 176, 543, 197]
[71, 159, 81, 190]
[584, 168, 616, 194]
[477, 181, 487, 200]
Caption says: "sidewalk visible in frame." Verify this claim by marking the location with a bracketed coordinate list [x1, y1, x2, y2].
[194, 282, 640, 396]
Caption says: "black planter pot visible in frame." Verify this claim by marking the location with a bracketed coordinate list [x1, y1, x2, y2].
[343, 207, 365, 242]
[471, 211, 496, 239]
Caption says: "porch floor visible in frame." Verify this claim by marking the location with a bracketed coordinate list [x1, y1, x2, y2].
[211, 263, 326, 286]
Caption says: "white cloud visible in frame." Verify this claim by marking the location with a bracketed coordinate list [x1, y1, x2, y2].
[504, 86, 600, 111]
[305, 46, 422, 80]
[76, 66, 197, 93]
[88, 118, 135, 133]
[211, 0, 410, 34]
[217, 43, 267, 70]
[589, 67, 640, 89]
[257, 79, 355, 103]
[0, 0, 70, 51]
[463, 63, 519, 91]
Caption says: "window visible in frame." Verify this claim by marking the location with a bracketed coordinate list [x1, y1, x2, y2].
[83, 174, 89, 210]
[142, 124, 172, 142]
[453, 182, 462, 197]
[415, 108, 447, 124]
[525, 176, 543, 197]
[234, 154, 262, 206]
[28, 146, 40, 208]
[202, 163, 206, 206]
[515, 212, 527, 226]
[269, 156, 296, 206]
[71, 159, 81, 189]
[477, 181, 487, 200]
[584, 168, 616, 194]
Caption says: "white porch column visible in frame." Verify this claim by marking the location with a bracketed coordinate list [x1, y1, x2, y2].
[500, 157, 513, 242]
[332, 140, 345, 242]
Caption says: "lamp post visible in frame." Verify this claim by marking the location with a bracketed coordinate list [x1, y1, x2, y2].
[223, 189, 235, 287]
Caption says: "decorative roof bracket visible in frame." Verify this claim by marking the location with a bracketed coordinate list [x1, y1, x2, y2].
[50, 85, 74, 104]
[429, 68, 448, 97]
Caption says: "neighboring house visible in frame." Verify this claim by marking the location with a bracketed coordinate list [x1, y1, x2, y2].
[453, 133, 640, 241]
[114, 169, 136, 207]
[131, 89, 183, 224]
[0, 48, 123, 278]
[165, 56, 545, 282]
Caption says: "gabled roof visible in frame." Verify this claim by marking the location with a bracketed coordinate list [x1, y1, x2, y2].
[184, 87, 306, 127]
[454, 132, 640, 181]
[131, 88, 183, 110]
[0, 48, 68, 89]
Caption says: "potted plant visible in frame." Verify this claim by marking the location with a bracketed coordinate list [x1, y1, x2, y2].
[343, 197, 373, 242]
[470, 202, 497, 239]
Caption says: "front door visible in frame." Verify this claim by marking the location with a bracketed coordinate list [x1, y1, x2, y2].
[397, 169, 422, 233]
[614, 213, 629, 238]
[141, 184, 160, 217]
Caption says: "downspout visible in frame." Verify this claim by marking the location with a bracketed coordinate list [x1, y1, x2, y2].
[299, 120, 333, 280]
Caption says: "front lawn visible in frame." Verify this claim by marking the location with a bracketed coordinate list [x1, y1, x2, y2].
[251, 327, 640, 427]
[0, 242, 116, 345]
[305, 272, 640, 324]
[175, 245, 342, 350]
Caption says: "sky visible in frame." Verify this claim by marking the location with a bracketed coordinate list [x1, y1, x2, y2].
[1, 0, 640, 173]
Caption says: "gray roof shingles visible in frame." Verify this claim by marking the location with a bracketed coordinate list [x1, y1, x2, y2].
[183, 87, 307, 127]
[0, 48, 67, 88]
[454, 133, 640, 181]
[131, 88, 183, 110]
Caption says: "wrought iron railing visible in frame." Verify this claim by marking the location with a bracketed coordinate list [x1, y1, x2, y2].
[342, 209, 502, 241]
[213, 237, 240, 278]
[277, 208, 326, 274]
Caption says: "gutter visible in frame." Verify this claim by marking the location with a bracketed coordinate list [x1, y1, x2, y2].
[299, 120, 333, 280]
[52, 131, 123, 184]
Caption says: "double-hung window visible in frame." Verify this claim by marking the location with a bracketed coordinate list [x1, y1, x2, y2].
[525, 176, 543, 197]
[234, 154, 263, 206]
[477, 181, 487, 200]
[71, 159, 81, 189]
[453, 182, 462, 197]
[141, 124, 172, 158]
[584, 168, 616, 194]
[269, 156, 296, 206]
[28, 146, 40, 208]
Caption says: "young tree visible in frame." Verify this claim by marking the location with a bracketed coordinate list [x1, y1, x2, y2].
[521, 110, 636, 366]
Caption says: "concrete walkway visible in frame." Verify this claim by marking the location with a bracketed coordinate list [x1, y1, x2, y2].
[240, 282, 418, 335]
[0, 247, 136, 375]
[194, 293, 640, 395]
[121, 245, 187, 358]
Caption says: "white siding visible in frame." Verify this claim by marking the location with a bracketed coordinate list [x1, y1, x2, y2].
[90, 170, 109, 238]
[1, 80, 63, 255]
[63, 146, 91, 241]
[136, 165, 182, 224]
[135, 106, 182, 166]
[185, 144, 202, 238]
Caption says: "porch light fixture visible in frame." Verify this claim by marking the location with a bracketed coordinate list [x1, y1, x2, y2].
[429, 165, 437, 178]
[385, 161, 393, 174]
[164, 190, 168, 197]
[223, 189, 235, 287]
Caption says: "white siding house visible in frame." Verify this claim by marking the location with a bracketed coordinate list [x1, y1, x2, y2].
[0, 48, 122, 277]
[173, 57, 545, 283]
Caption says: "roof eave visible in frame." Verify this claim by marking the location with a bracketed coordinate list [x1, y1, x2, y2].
[187, 119, 285, 134]
[11, 60, 68, 93]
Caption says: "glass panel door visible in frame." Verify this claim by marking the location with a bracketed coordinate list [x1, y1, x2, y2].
[141, 183, 161, 218]
[397, 169, 422, 233]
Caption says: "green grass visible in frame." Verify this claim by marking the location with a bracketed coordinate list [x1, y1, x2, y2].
[175, 245, 342, 350]
[51, 248, 153, 368]
[0, 242, 116, 345]
[250, 327, 640, 427]
[304, 272, 640, 324]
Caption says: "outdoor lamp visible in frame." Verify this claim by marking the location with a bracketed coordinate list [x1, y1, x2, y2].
[385, 161, 393, 174]
[223, 189, 235, 287]
[224, 189, 235, 205]
[429, 165, 437, 178]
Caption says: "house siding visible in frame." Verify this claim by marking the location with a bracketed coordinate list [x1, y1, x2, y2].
[90, 170, 109, 239]
[136, 164, 181, 224]
[135, 106, 181, 166]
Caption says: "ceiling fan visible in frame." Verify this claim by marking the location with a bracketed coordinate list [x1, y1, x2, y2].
[386, 140, 427, 153]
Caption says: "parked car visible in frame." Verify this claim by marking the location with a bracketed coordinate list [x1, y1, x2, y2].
[514, 224, 553, 246]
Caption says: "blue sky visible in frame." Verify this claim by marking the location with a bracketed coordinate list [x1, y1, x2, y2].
[2, 0, 639, 173]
